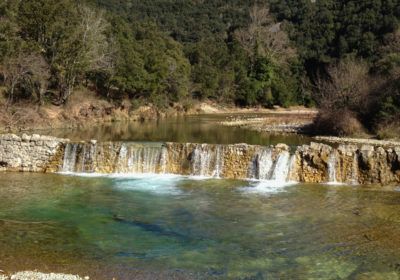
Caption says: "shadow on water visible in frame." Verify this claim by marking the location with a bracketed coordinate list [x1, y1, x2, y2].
[112, 214, 190, 241]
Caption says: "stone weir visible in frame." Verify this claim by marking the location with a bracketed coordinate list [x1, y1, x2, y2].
[0, 134, 399, 185]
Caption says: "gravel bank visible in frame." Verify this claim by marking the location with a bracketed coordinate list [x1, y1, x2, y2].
[314, 136, 400, 147]
[220, 113, 316, 134]
[0, 272, 87, 280]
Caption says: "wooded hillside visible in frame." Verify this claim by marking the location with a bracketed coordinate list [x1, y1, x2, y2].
[0, 0, 399, 136]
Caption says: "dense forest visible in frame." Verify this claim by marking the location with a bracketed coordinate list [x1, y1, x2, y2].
[0, 0, 399, 137]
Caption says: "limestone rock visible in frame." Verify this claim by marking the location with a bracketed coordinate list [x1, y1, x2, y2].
[1, 134, 400, 185]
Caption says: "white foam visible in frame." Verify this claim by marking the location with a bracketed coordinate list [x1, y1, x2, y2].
[240, 180, 297, 195]
[187, 175, 218, 180]
[59, 171, 296, 195]
[326, 181, 344, 186]
[58, 171, 107, 178]
[58, 172, 194, 195]
[114, 174, 184, 195]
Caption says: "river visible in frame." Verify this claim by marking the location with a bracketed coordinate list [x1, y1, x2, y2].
[1, 115, 399, 279]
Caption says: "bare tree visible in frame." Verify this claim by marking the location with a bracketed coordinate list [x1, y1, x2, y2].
[315, 57, 371, 111]
[55, 6, 114, 103]
[30, 55, 51, 105]
[312, 57, 376, 136]
[1, 52, 50, 106]
[234, 5, 296, 66]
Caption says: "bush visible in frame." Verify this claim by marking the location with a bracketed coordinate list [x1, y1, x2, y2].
[376, 118, 400, 140]
[313, 109, 365, 137]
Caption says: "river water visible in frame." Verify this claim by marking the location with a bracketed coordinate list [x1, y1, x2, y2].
[34, 114, 311, 146]
[1, 115, 400, 279]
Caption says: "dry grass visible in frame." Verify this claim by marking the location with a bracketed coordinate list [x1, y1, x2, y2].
[0, 104, 46, 132]
[313, 109, 366, 137]
[376, 119, 400, 140]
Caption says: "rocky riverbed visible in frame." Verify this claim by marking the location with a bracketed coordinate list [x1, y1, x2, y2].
[219, 111, 317, 134]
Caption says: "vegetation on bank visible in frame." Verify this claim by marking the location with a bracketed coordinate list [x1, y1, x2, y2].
[0, 0, 399, 138]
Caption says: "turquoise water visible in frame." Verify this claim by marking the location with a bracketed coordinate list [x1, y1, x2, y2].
[1, 173, 400, 279]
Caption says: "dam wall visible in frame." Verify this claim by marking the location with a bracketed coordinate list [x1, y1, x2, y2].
[0, 134, 68, 172]
[1, 134, 399, 185]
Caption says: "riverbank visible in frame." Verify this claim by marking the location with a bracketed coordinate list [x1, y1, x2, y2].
[0, 88, 317, 134]
[218, 112, 400, 145]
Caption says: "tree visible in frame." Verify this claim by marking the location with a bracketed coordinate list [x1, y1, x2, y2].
[315, 57, 371, 111]
[373, 29, 400, 126]
[233, 5, 300, 107]
[1, 52, 49, 106]
[18, 0, 113, 103]
[313, 57, 373, 135]
[235, 5, 296, 66]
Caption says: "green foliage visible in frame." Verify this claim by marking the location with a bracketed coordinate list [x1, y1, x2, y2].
[0, 0, 399, 138]
[109, 20, 190, 104]
[270, 0, 400, 66]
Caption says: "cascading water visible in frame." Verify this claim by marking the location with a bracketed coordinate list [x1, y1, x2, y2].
[60, 142, 296, 185]
[351, 153, 359, 185]
[328, 153, 338, 184]
[212, 145, 224, 178]
[117, 145, 164, 174]
[159, 146, 169, 174]
[255, 149, 273, 180]
[191, 144, 213, 177]
[271, 151, 291, 182]
[62, 143, 78, 172]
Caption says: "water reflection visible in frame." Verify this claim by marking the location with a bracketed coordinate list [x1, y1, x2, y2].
[33, 114, 312, 146]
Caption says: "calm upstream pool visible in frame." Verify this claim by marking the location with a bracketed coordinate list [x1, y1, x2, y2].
[1, 172, 400, 279]
[33, 114, 311, 146]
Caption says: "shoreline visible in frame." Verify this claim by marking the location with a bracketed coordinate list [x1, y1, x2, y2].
[0, 101, 317, 134]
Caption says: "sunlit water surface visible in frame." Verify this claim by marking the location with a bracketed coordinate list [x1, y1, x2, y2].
[1, 173, 400, 279]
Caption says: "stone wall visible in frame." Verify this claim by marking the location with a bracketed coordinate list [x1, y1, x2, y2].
[0, 134, 68, 172]
[0, 133, 399, 185]
[293, 142, 400, 185]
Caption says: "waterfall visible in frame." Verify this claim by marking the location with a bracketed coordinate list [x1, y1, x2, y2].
[328, 153, 338, 184]
[59, 141, 295, 183]
[272, 151, 291, 182]
[116, 144, 129, 173]
[249, 149, 292, 182]
[159, 146, 168, 174]
[213, 145, 224, 178]
[191, 144, 212, 177]
[116, 145, 164, 174]
[256, 149, 273, 180]
[62, 143, 78, 172]
[143, 147, 160, 173]
[351, 153, 359, 185]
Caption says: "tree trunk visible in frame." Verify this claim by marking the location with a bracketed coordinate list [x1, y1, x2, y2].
[7, 84, 15, 107]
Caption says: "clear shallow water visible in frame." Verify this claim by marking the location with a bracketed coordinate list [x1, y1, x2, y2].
[1, 173, 400, 279]
[33, 114, 311, 146]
